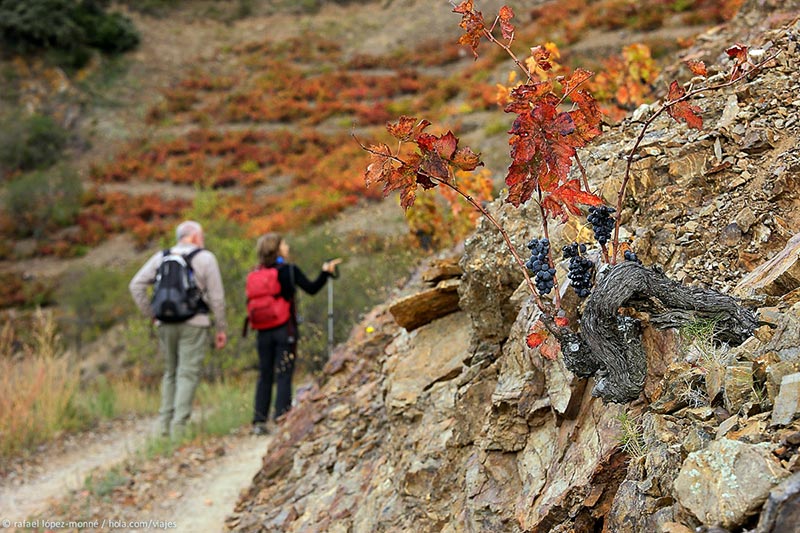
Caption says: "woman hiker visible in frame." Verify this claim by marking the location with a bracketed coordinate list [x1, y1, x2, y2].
[245, 232, 341, 435]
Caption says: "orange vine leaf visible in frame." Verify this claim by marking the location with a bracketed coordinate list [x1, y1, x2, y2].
[529, 45, 554, 73]
[390, 163, 420, 210]
[387, 116, 430, 142]
[559, 68, 593, 99]
[364, 143, 393, 187]
[498, 5, 515, 40]
[666, 81, 703, 129]
[452, 147, 483, 171]
[504, 81, 553, 113]
[363, 118, 484, 211]
[568, 90, 603, 146]
[453, 0, 486, 59]
[684, 59, 707, 77]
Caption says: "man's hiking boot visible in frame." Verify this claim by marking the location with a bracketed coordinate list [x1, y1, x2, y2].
[252, 423, 269, 436]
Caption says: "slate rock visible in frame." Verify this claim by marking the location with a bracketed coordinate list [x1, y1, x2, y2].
[735, 232, 800, 299]
[674, 438, 791, 528]
[756, 471, 800, 533]
[771, 373, 800, 426]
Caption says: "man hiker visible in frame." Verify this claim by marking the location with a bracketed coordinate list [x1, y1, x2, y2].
[129, 220, 227, 438]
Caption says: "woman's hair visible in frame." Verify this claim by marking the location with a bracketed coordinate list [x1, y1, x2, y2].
[256, 232, 283, 267]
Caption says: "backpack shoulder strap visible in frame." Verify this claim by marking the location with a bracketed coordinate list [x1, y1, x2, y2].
[183, 247, 205, 268]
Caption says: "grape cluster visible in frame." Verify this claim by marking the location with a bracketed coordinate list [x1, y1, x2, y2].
[624, 249, 641, 264]
[562, 242, 594, 298]
[587, 205, 616, 245]
[526, 238, 556, 295]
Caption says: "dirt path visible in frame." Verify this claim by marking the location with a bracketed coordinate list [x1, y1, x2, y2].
[0, 419, 270, 532]
[164, 434, 269, 533]
[0, 417, 156, 521]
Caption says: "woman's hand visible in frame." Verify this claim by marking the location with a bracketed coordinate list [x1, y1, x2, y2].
[322, 257, 343, 274]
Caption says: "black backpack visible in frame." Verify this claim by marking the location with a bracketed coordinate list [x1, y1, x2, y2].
[151, 248, 208, 322]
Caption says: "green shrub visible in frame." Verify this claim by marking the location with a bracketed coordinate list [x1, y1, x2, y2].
[0, 0, 139, 68]
[0, 0, 84, 54]
[74, 3, 140, 54]
[56, 264, 137, 350]
[4, 165, 83, 238]
[0, 113, 68, 176]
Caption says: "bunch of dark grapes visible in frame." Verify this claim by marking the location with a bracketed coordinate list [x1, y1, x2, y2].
[587, 205, 616, 245]
[562, 242, 594, 298]
[624, 249, 641, 264]
[525, 238, 556, 295]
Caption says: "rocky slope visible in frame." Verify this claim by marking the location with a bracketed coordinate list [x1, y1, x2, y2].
[226, 3, 800, 532]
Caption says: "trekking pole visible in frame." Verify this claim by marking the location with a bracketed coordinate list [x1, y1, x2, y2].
[327, 276, 334, 358]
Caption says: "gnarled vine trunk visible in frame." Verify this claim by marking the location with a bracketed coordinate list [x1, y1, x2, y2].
[553, 262, 758, 403]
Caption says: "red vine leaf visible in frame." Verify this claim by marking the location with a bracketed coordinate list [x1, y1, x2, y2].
[454, 1, 486, 59]
[387, 116, 430, 142]
[559, 68, 593, 99]
[526, 329, 547, 349]
[506, 100, 576, 206]
[684, 59, 707, 77]
[415, 130, 482, 186]
[554, 316, 569, 327]
[432, 131, 458, 160]
[418, 155, 449, 186]
[498, 6, 515, 40]
[725, 43, 749, 65]
[541, 179, 601, 222]
[666, 81, 703, 130]
[725, 43, 750, 79]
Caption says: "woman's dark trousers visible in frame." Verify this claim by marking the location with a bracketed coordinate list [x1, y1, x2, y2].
[254, 325, 295, 423]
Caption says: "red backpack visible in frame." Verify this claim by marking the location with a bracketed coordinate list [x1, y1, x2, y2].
[245, 267, 291, 330]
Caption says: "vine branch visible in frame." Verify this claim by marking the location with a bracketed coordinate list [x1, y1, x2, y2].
[610, 52, 780, 263]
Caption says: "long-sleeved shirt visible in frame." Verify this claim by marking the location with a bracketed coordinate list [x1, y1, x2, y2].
[129, 243, 227, 333]
[276, 263, 330, 301]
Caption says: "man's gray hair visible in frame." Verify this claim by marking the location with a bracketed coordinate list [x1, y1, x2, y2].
[176, 220, 202, 242]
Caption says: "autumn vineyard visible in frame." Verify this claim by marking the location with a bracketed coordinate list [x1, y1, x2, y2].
[2, 0, 800, 530]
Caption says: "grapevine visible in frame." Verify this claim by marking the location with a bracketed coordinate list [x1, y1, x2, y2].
[358, 1, 774, 401]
